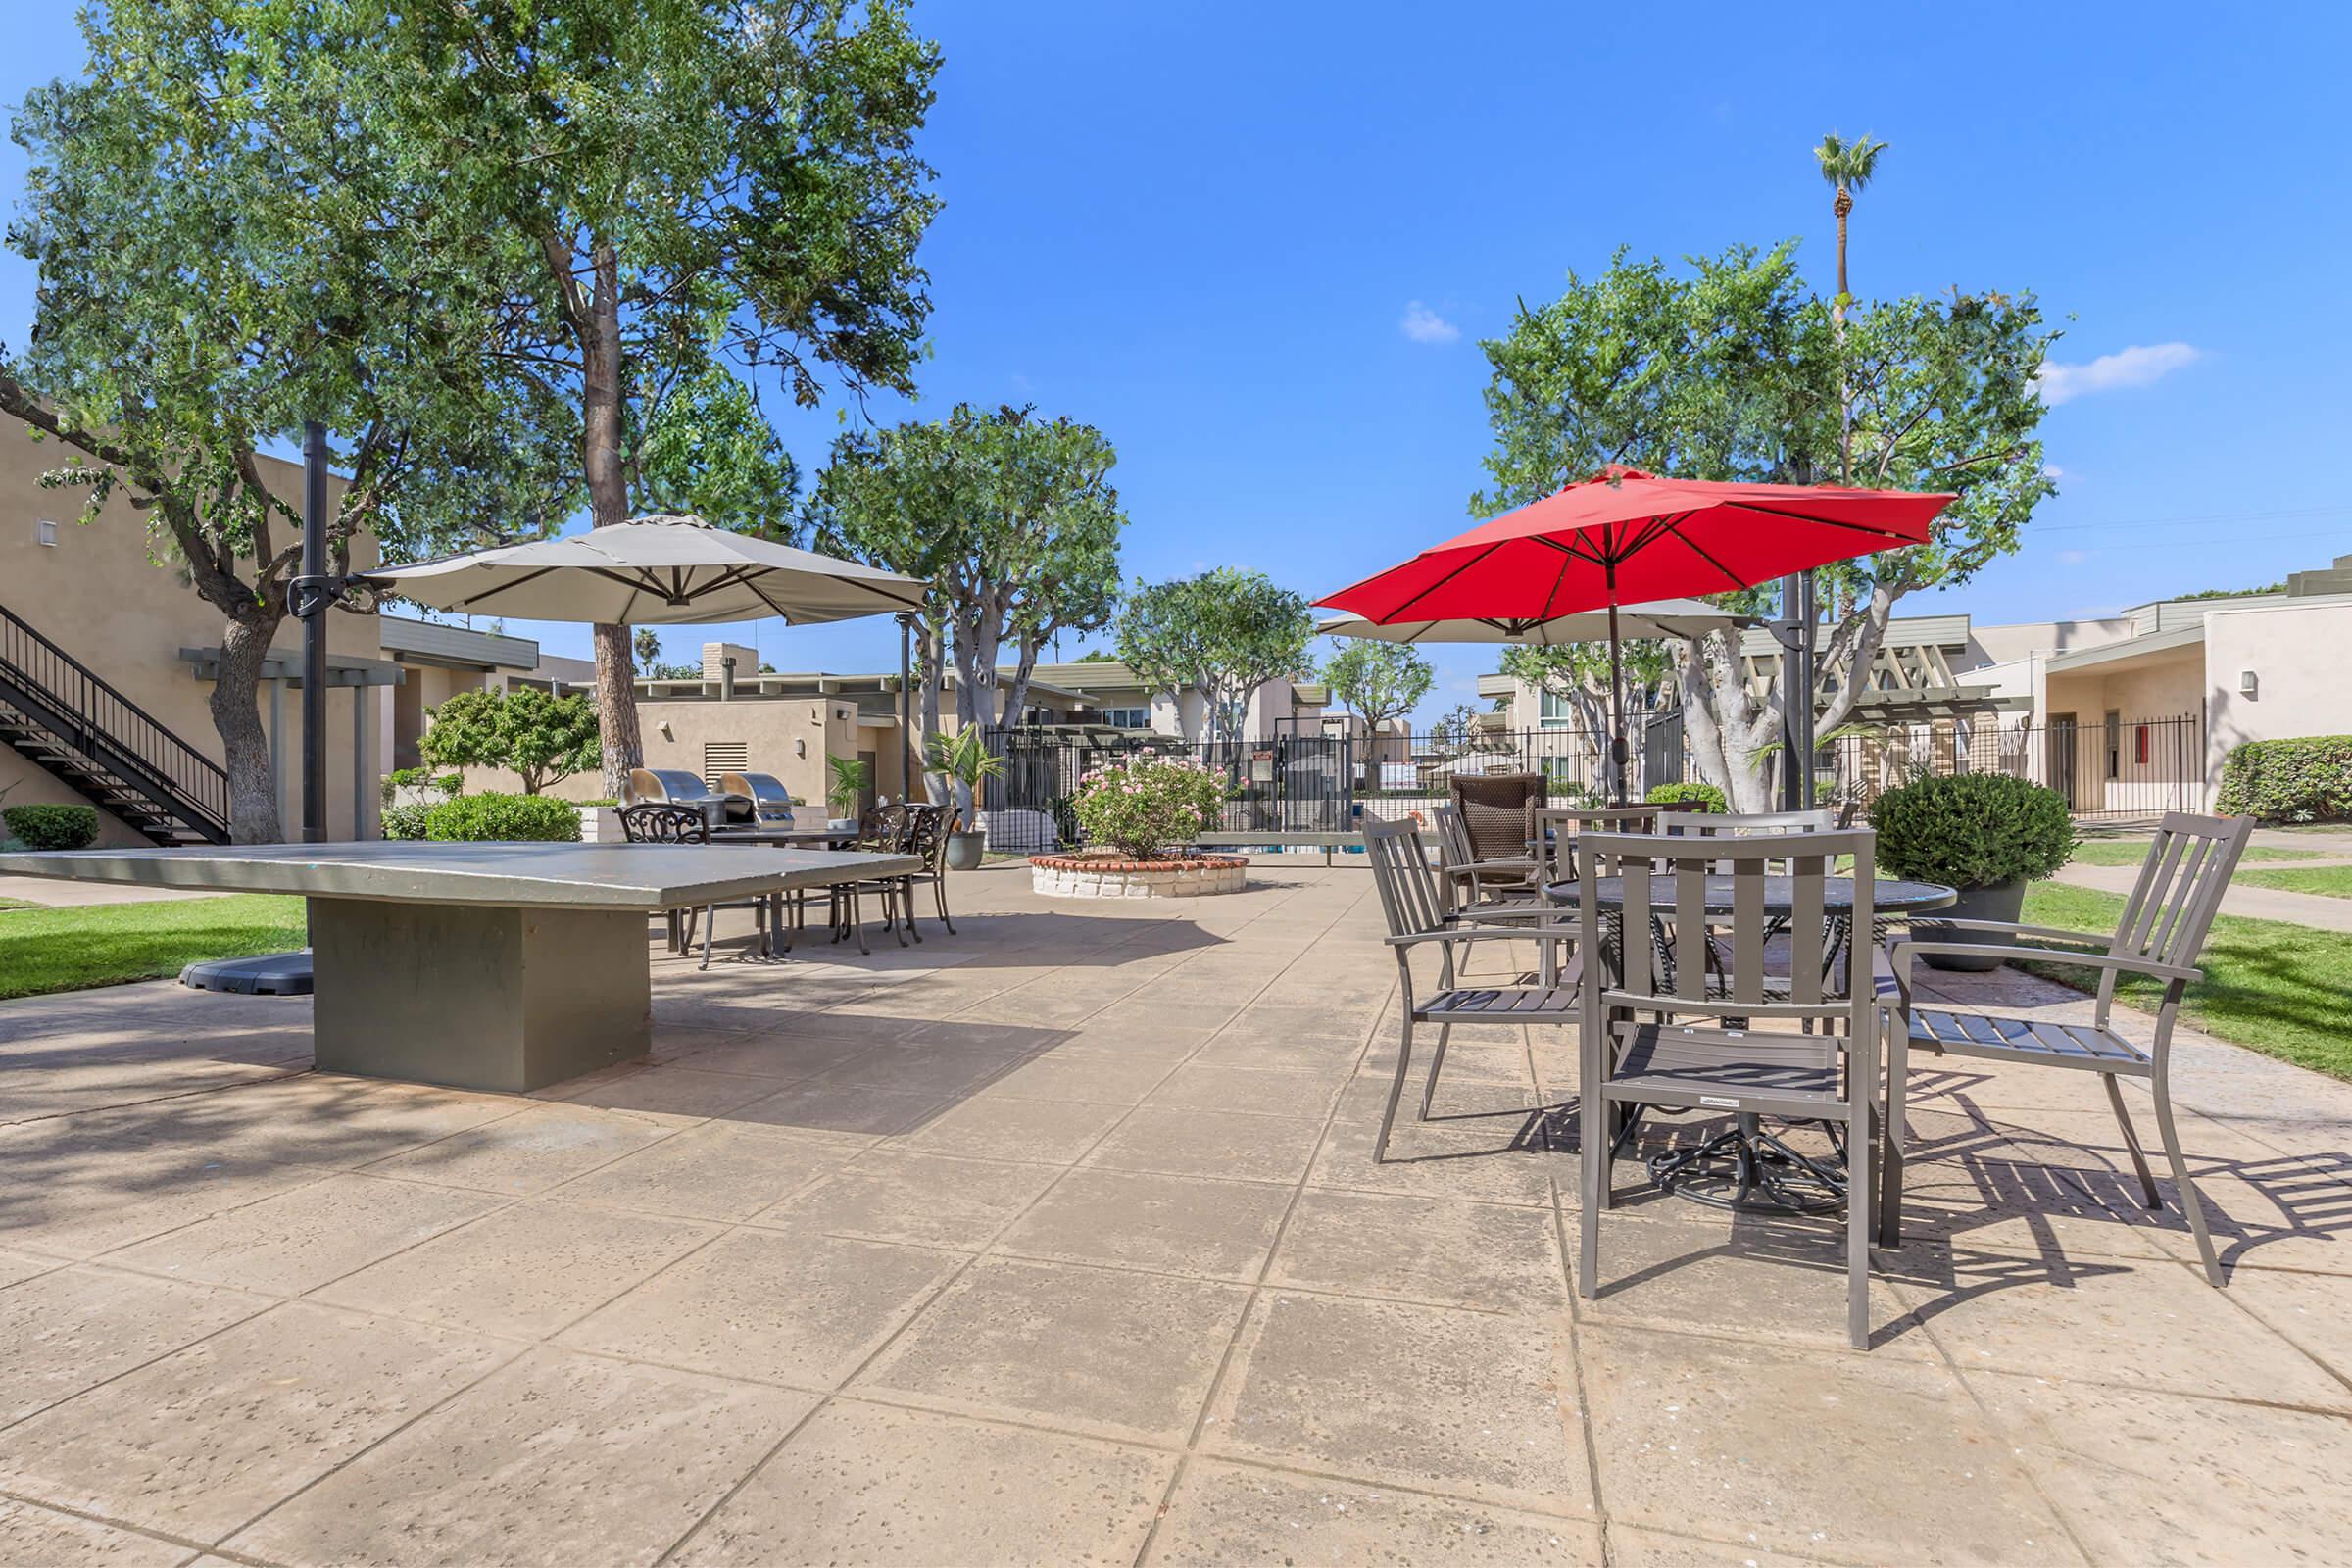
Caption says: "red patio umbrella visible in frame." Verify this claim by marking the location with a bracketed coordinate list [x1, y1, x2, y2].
[1318, 466, 1954, 801]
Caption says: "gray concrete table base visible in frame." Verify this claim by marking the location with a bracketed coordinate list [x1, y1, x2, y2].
[309, 897, 652, 1093]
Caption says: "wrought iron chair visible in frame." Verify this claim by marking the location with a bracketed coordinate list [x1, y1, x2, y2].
[828, 803, 913, 954]
[1578, 826, 1883, 1348]
[618, 803, 770, 970]
[1879, 811, 2253, 1285]
[1361, 816, 1582, 1160]
[903, 803, 956, 935]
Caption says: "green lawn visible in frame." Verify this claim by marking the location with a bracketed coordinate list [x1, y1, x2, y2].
[0, 895, 307, 1001]
[2235, 865, 2352, 901]
[2068, 839, 2324, 868]
[2020, 882, 2352, 1081]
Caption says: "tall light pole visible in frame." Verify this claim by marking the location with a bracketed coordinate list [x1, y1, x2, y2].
[297, 420, 331, 841]
[897, 612, 914, 802]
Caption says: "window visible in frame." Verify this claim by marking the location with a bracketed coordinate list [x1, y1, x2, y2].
[1538, 688, 1574, 729]
[2104, 710, 2121, 781]
[1103, 707, 1150, 729]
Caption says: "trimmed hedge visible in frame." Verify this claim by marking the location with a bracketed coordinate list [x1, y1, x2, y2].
[417, 792, 581, 843]
[1646, 781, 1726, 813]
[1870, 772, 2076, 890]
[380, 802, 432, 841]
[2216, 736, 2352, 823]
[2, 804, 100, 851]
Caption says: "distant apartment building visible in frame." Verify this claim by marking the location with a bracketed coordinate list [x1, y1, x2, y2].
[1469, 555, 2352, 812]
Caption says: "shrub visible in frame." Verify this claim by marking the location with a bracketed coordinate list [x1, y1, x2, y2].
[2216, 736, 2352, 823]
[1, 804, 99, 850]
[1646, 781, 1726, 813]
[418, 687, 599, 794]
[1869, 773, 2075, 889]
[1068, 756, 1229, 859]
[419, 792, 581, 843]
[380, 802, 432, 841]
[380, 767, 463, 808]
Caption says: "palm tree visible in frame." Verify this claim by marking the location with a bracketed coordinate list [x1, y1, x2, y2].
[1813, 132, 1888, 326]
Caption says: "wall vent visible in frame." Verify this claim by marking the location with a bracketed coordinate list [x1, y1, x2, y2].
[34, 518, 58, 547]
[703, 741, 750, 792]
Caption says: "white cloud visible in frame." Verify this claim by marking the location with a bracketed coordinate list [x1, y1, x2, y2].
[2035, 342, 2199, 406]
[1399, 300, 1460, 345]
[2056, 548, 2095, 566]
[2041, 464, 2064, 480]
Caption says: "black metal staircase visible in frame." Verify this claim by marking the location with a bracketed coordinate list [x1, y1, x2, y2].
[0, 601, 232, 845]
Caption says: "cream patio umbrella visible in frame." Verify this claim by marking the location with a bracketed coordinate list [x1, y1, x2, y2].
[365, 514, 926, 624]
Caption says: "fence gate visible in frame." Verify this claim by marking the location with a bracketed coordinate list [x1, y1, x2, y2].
[976, 728, 1358, 856]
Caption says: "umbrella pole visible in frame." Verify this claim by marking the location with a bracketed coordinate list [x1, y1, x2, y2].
[1606, 576, 1628, 807]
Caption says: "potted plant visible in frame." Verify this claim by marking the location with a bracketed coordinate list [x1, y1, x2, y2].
[824, 754, 868, 832]
[926, 729, 1004, 871]
[1871, 772, 2077, 971]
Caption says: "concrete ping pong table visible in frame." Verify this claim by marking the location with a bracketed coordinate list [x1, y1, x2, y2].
[0, 840, 922, 1093]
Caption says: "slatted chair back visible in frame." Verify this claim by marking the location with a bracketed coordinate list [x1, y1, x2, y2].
[1426, 805, 1476, 882]
[1361, 815, 1446, 941]
[2096, 811, 2254, 1019]
[1449, 771, 1545, 865]
[1661, 808, 1839, 873]
[618, 803, 710, 844]
[1578, 826, 1876, 1024]
[1532, 804, 1672, 883]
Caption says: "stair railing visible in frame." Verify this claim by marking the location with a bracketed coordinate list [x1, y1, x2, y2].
[0, 601, 231, 840]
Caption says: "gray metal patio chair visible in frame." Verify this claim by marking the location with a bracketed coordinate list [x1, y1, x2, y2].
[1578, 826, 1882, 1348]
[618, 802, 770, 969]
[1879, 810, 2253, 1285]
[1363, 815, 1581, 1161]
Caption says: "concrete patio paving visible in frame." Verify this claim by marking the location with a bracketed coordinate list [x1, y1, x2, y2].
[1, 859, 2349, 1565]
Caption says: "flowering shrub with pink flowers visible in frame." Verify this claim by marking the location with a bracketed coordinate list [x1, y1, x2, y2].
[1068, 755, 1230, 858]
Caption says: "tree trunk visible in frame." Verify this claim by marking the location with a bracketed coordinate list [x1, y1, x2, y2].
[211, 608, 286, 844]
[915, 616, 950, 807]
[579, 238, 643, 799]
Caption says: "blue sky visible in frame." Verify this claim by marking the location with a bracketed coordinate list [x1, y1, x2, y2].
[4, 2, 2346, 721]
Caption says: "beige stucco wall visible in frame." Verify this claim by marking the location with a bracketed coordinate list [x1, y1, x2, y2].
[2205, 602, 2352, 798]
[458, 693, 928, 816]
[0, 416, 380, 842]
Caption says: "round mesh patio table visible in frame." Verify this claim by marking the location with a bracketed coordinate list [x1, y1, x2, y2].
[1544, 873, 1957, 1212]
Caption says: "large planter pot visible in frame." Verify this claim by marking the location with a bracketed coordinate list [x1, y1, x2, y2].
[1911, 878, 2028, 972]
[1029, 852, 1248, 900]
[944, 830, 986, 872]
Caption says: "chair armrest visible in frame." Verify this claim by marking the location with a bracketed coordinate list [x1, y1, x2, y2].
[1438, 857, 1539, 877]
[1387, 923, 1577, 948]
[1446, 906, 1563, 926]
[1886, 940, 2200, 1001]
[1907, 915, 2110, 948]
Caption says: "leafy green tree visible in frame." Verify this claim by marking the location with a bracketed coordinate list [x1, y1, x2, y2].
[417, 688, 601, 796]
[395, 0, 943, 796]
[1498, 640, 1672, 755]
[1117, 570, 1316, 745]
[0, 3, 577, 841]
[809, 404, 1127, 813]
[632, 365, 801, 540]
[633, 628, 664, 677]
[1321, 642, 1434, 731]
[1473, 243, 2053, 808]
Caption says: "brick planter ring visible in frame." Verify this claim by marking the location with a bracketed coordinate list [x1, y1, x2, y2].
[1029, 853, 1249, 899]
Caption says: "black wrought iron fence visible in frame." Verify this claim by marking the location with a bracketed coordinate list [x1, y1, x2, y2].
[974, 710, 2206, 854]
